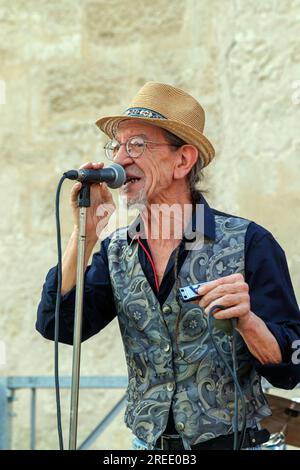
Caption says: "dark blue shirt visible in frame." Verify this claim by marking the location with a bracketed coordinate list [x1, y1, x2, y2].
[36, 196, 300, 390]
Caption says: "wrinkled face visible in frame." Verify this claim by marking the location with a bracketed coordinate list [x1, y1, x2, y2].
[112, 120, 179, 207]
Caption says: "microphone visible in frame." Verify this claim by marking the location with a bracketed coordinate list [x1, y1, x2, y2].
[63, 163, 126, 189]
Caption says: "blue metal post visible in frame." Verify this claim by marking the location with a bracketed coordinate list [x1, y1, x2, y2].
[30, 388, 36, 450]
[0, 377, 11, 450]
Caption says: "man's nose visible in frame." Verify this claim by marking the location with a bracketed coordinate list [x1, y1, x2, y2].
[113, 144, 132, 165]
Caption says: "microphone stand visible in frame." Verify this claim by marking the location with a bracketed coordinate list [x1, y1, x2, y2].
[69, 183, 91, 450]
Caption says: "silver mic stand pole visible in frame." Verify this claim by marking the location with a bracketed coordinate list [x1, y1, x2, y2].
[69, 184, 91, 450]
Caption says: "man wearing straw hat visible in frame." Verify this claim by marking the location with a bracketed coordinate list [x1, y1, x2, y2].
[37, 82, 300, 450]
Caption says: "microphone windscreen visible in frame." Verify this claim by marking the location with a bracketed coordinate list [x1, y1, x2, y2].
[107, 163, 126, 188]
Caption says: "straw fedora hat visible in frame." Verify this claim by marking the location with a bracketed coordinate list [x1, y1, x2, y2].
[96, 82, 215, 167]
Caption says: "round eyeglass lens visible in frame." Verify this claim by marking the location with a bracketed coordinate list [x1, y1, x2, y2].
[126, 136, 146, 158]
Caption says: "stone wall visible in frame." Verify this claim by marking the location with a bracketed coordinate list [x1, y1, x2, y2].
[0, 0, 299, 450]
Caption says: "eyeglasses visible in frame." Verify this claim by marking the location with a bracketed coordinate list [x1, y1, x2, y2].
[104, 135, 179, 161]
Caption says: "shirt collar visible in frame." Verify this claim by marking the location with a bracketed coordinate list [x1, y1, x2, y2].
[126, 194, 216, 243]
[192, 194, 216, 240]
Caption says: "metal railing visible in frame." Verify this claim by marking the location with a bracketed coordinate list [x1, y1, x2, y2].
[0, 376, 128, 450]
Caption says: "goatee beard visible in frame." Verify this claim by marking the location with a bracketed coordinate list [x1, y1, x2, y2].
[120, 187, 147, 209]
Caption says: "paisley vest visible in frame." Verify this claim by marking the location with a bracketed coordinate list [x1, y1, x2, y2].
[107, 214, 271, 446]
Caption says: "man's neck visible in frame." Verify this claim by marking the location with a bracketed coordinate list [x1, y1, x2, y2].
[140, 193, 193, 244]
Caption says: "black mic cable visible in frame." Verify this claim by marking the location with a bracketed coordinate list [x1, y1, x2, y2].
[54, 175, 66, 450]
[207, 305, 246, 450]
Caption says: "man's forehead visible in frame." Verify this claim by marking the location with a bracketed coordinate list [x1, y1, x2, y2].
[115, 119, 164, 138]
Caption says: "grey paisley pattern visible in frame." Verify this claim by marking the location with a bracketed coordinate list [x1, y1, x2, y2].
[107, 215, 271, 446]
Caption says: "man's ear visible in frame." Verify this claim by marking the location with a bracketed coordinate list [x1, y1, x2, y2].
[173, 145, 199, 180]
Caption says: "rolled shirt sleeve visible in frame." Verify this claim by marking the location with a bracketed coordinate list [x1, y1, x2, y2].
[36, 237, 116, 345]
[245, 223, 300, 388]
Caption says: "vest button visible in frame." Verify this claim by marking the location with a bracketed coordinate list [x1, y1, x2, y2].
[162, 304, 172, 314]
[166, 382, 174, 392]
[176, 422, 185, 432]
[163, 344, 170, 352]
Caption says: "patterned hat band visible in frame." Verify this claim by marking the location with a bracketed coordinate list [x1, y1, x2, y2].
[124, 107, 167, 120]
